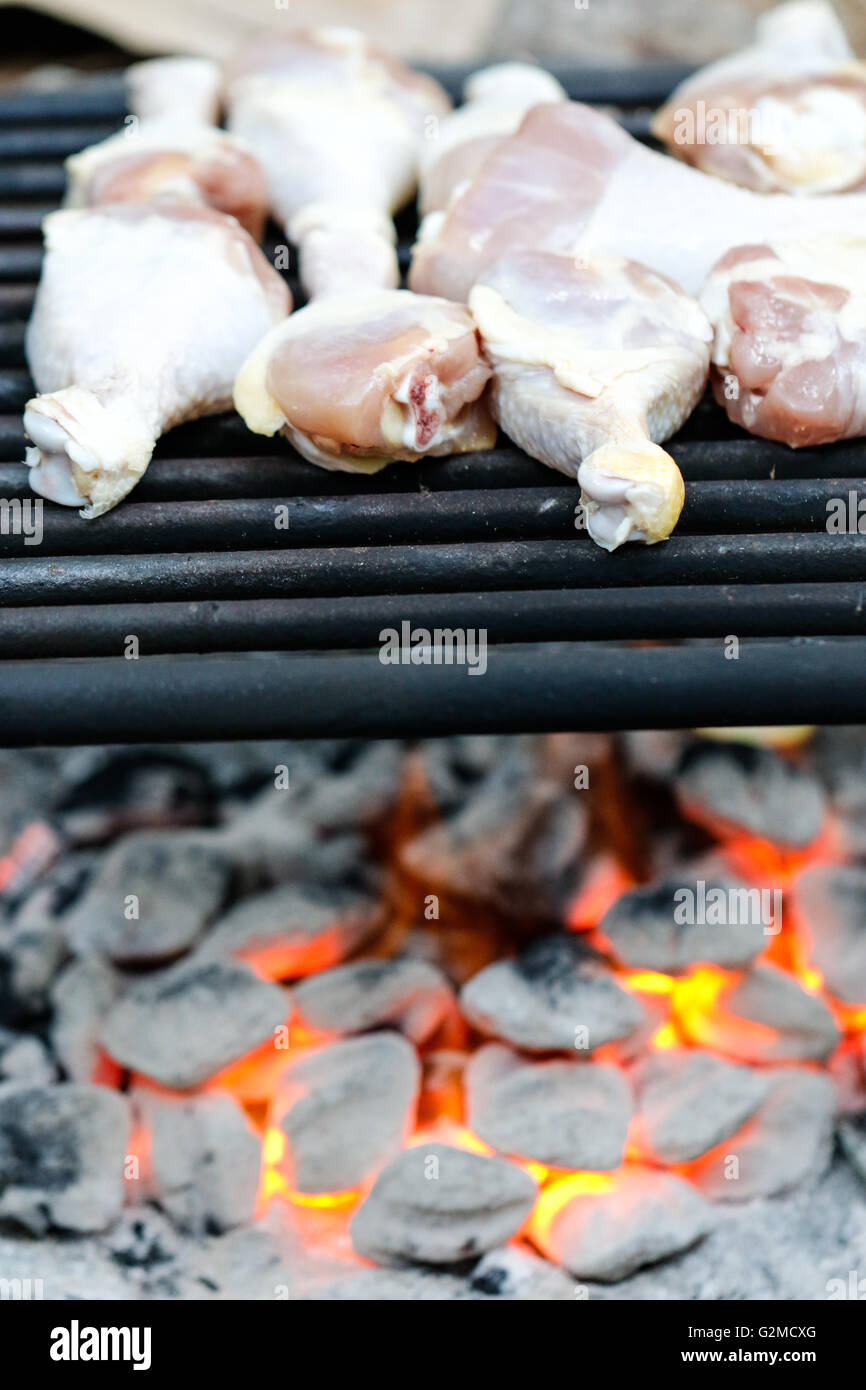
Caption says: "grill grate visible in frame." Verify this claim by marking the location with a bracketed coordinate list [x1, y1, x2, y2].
[0, 65, 864, 743]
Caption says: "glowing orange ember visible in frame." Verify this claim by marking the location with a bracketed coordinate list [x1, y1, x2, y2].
[723, 815, 845, 889]
[671, 966, 781, 1057]
[568, 856, 635, 932]
[530, 1171, 617, 1245]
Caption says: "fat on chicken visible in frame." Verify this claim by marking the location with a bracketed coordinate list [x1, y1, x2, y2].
[234, 290, 495, 472]
[226, 27, 451, 298]
[700, 239, 866, 447]
[25, 204, 290, 517]
[652, 1, 866, 194]
[125, 56, 223, 125]
[418, 62, 566, 216]
[409, 100, 866, 303]
[469, 251, 712, 550]
[64, 121, 269, 241]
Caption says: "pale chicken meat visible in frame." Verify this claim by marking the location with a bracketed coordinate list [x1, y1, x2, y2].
[125, 56, 223, 125]
[469, 251, 712, 550]
[652, 1, 866, 194]
[226, 27, 451, 298]
[25, 204, 290, 516]
[64, 121, 269, 241]
[700, 239, 866, 447]
[234, 290, 494, 473]
[410, 100, 866, 303]
[418, 62, 566, 216]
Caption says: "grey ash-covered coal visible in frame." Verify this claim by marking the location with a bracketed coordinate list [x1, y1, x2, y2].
[0, 729, 866, 1300]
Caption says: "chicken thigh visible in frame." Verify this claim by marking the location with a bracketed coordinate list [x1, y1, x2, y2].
[234, 290, 494, 472]
[410, 100, 866, 302]
[418, 62, 566, 216]
[700, 239, 866, 447]
[469, 251, 712, 550]
[25, 204, 290, 516]
[652, 1, 866, 194]
[226, 27, 451, 298]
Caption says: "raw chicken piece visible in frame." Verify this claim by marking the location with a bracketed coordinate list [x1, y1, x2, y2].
[125, 56, 223, 125]
[64, 121, 269, 241]
[234, 290, 494, 472]
[653, 1, 866, 194]
[469, 251, 712, 549]
[226, 27, 451, 298]
[700, 239, 866, 446]
[409, 101, 866, 302]
[24, 204, 290, 516]
[419, 62, 566, 216]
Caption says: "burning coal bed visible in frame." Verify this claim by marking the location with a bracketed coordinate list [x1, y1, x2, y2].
[2, 730, 866, 1301]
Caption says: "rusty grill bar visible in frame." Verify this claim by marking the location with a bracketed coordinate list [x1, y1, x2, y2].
[0, 65, 864, 742]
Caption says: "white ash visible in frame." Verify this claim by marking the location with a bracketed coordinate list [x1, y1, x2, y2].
[465, 1043, 632, 1170]
[531, 1167, 715, 1282]
[292, 957, 454, 1045]
[1, 1157, 863, 1301]
[467, 1244, 576, 1300]
[810, 726, 866, 855]
[299, 740, 404, 832]
[586, 1157, 866, 1301]
[64, 831, 230, 964]
[674, 740, 826, 847]
[460, 934, 645, 1053]
[631, 1049, 769, 1164]
[131, 1087, 260, 1235]
[599, 875, 766, 973]
[0, 1082, 128, 1235]
[218, 789, 373, 894]
[686, 1068, 836, 1203]
[400, 741, 587, 921]
[838, 1111, 866, 1186]
[272, 1032, 419, 1194]
[317, 1245, 575, 1301]
[409, 735, 521, 817]
[50, 955, 125, 1083]
[829, 1041, 866, 1116]
[0, 869, 79, 1020]
[790, 863, 866, 1005]
[56, 748, 214, 845]
[689, 963, 840, 1064]
[204, 879, 382, 981]
[621, 731, 689, 783]
[0, 751, 59, 856]
[350, 1142, 537, 1266]
[100, 955, 288, 1089]
[0, 1027, 55, 1087]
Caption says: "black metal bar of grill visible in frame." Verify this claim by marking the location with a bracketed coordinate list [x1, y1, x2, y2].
[0, 640, 861, 745]
[0, 534, 863, 608]
[0, 480, 862, 557]
[2, 430, 866, 485]
[1, 583, 864, 659]
[0, 126, 120, 159]
[1, 62, 865, 740]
